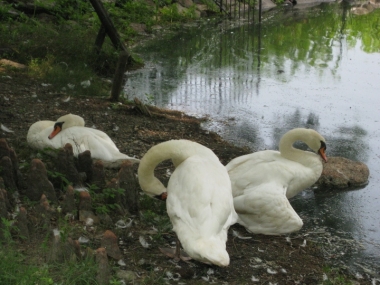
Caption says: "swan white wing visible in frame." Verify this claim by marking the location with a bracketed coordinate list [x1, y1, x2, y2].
[85, 128, 120, 151]
[233, 182, 303, 235]
[27, 122, 139, 167]
[227, 150, 317, 198]
[167, 155, 236, 266]
[58, 127, 135, 162]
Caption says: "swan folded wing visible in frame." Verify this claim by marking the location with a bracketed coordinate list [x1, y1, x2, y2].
[61, 128, 126, 161]
[86, 128, 120, 151]
[233, 182, 303, 235]
[228, 151, 315, 197]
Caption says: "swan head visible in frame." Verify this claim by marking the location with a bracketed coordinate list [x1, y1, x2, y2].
[48, 114, 85, 139]
[279, 128, 328, 163]
[303, 129, 328, 163]
[191, 238, 230, 267]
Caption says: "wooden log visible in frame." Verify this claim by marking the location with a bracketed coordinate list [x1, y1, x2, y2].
[134, 97, 152, 117]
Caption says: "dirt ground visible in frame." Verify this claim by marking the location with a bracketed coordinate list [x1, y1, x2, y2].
[0, 68, 368, 284]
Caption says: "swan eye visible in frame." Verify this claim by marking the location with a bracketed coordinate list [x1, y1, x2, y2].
[320, 140, 326, 150]
[53, 121, 64, 128]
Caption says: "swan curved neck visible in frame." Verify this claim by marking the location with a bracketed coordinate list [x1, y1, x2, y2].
[138, 140, 216, 196]
[278, 128, 318, 164]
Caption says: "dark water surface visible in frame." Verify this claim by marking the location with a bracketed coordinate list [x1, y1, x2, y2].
[126, 3, 380, 274]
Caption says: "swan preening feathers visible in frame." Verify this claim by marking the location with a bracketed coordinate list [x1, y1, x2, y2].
[27, 114, 140, 168]
[226, 128, 327, 235]
[138, 139, 237, 267]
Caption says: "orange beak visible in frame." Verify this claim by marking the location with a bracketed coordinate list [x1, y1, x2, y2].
[318, 147, 327, 163]
[48, 125, 62, 139]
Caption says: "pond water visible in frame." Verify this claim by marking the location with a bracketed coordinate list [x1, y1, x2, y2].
[125, 2, 380, 274]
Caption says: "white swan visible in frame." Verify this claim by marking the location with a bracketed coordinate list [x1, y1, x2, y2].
[226, 128, 327, 235]
[27, 114, 140, 168]
[138, 139, 237, 267]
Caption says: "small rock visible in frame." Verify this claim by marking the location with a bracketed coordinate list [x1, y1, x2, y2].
[316, 157, 369, 190]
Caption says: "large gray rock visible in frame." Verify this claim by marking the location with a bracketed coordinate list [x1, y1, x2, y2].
[316, 157, 369, 190]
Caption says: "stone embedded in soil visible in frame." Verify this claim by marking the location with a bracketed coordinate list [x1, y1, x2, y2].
[100, 230, 122, 260]
[316, 156, 370, 190]
[117, 161, 140, 215]
[26, 159, 57, 202]
[95, 247, 111, 285]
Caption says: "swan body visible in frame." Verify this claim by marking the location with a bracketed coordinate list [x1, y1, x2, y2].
[138, 139, 237, 266]
[27, 114, 140, 168]
[226, 128, 327, 235]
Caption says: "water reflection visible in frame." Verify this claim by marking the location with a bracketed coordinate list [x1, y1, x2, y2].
[126, 2, 380, 269]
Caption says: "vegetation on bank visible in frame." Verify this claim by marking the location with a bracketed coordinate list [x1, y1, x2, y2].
[0, 0, 222, 98]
